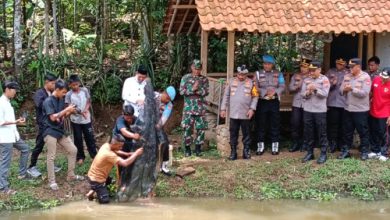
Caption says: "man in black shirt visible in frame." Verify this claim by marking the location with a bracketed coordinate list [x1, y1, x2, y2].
[27, 73, 58, 178]
[42, 79, 84, 191]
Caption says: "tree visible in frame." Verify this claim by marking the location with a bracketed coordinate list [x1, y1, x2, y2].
[13, 0, 22, 75]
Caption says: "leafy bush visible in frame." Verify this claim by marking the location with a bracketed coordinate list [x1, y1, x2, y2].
[91, 74, 123, 104]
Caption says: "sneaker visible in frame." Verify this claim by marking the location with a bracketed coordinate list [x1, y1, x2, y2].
[378, 155, 389, 162]
[54, 166, 62, 173]
[49, 183, 59, 191]
[27, 166, 42, 178]
[367, 152, 380, 159]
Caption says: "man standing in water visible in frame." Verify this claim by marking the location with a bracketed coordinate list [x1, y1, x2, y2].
[180, 59, 209, 157]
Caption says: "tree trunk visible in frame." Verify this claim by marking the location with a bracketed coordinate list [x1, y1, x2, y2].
[2, 0, 7, 59]
[73, 0, 77, 32]
[52, 0, 58, 56]
[13, 0, 22, 75]
[44, 0, 50, 55]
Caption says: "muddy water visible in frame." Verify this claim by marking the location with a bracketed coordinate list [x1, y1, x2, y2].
[2, 198, 390, 220]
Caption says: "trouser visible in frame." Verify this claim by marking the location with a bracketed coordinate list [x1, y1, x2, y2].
[88, 177, 112, 204]
[256, 99, 280, 143]
[327, 107, 344, 146]
[290, 107, 304, 140]
[29, 125, 45, 168]
[303, 111, 328, 153]
[369, 116, 389, 156]
[71, 122, 97, 161]
[229, 118, 251, 147]
[342, 110, 369, 153]
[157, 130, 169, 162]
[0, 140, 30, 191]
[44, 135, 77, 184]
[181, 114, 208, 146]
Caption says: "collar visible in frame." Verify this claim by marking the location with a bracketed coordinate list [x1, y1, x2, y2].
[1, 94, 10, 103]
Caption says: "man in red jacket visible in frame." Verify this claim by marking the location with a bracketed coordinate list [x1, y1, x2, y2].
[368, 68, 390, 161]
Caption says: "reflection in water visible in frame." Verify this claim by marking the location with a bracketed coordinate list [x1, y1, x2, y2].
[2, 198, 390, 220]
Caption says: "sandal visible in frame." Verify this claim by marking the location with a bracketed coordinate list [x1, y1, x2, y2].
[67, 175, 85, 182]
[49, 183, 59, 191]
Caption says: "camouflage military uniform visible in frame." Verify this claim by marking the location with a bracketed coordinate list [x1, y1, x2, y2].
[179, 73, 209, 147]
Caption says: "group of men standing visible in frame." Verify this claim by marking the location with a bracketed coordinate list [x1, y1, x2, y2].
[220, 54, 390, 164]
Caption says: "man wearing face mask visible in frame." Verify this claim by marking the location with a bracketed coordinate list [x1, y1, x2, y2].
[122, 65, 148, 117]
[301, 61, 330, 164]
[339, 58, 371, 160]
[220, 65, 259, 160]
[254, 55, 285, 156]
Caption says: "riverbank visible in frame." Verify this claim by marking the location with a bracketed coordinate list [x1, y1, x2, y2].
[1, 139, 389, 211]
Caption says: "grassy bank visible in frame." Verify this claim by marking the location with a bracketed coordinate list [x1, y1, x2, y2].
[1, 140, 390, 211]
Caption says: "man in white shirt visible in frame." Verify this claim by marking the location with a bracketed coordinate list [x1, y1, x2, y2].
[122, 66, 147, 117]
[0, 81, 30, 195]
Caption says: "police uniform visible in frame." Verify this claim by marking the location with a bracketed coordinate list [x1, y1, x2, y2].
[326, 58, 348, 153]
[301, 62, 330, 164]
[339, 58, 371, 160]
[255, 55, 285, 155]
[288, 58, 311, 152]
[221, 66, 259, 160]
[179, 60, 209, 156]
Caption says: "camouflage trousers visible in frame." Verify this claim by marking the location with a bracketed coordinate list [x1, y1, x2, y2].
[181, 114, 208, 146]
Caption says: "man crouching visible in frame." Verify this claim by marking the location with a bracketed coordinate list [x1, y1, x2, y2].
[87, 134, 143, 204]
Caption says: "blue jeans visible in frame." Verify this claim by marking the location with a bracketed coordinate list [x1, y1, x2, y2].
[0, 140, 30, 191]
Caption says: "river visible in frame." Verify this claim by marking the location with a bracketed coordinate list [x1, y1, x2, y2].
[2, 198, 390, 220]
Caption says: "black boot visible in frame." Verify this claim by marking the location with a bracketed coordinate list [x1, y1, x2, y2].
[317, 147, 328, 164]
[228, 145, 237, 160]
[185, 146, 192, 157]
[289, 141, 300, 152]
[329, 140, 337, 153]
[302, 151, 314, 163]
[338, 146, 350, 159]
[243, 145, 251, 159]
[195, 145, 202, 157]
[361, 147, 369, 161]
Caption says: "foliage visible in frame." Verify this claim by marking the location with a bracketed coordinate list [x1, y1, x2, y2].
[91, 74, 123, 104]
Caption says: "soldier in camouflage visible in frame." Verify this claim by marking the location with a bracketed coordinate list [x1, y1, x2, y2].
[179, 59, 209, 157]
[254, 55, 285, 155]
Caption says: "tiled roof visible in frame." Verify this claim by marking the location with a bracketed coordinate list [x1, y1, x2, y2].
[195, 0, 390, 34]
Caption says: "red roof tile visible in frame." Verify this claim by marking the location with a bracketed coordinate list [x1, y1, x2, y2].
[195, 0, 390, 34]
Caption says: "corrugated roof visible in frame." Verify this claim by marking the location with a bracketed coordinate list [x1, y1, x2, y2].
[164, 0, 390, 34]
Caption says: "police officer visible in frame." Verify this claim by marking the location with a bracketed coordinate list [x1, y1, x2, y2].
[220, 65, 259, 160]
[326, 58, 348, 153]
[179, 59, 209, 157]
[255, 55, 285, 155]
[339, 58, 371, 160]
[301, 62, 330, 164]
[288, 58, 311, 152]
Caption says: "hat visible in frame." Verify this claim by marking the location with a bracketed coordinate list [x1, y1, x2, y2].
[335, 58, 347, 65]
[300, 58, 312, 68]
[4, 81, 20, 90]
[237, 65, 249, 74]
[379, 67, 390, 79]
[137, 65, 148, 75]
[348, 58, 362, 67]
[192, 59, 202, 70]
[263, 55, 275, 64]
[309, 61, 322, 70]
[165, 86, 176, 101]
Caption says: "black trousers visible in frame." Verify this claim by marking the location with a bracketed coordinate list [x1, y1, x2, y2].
[157, 130, 170, 162]
[229, 118, 251, 147]
[327, 107, 344, 146]
[29, 125, 45, 168]
[88, 177, 112, 204]
[71, 122, 97, 161]
[342, 111, 369, 153]
[256, 99, 280, 143]
[369, 116, 389, 155]
[303, 111, 328, 153]
[290, 107, 304, 140]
